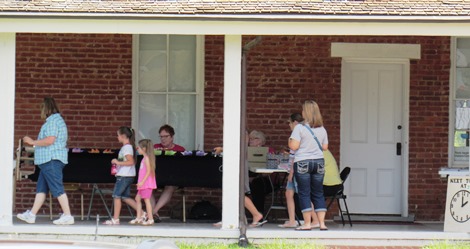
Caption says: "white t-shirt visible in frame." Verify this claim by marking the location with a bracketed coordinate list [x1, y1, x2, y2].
[116, 144, 136, 177]
[290, 124, 328, 162]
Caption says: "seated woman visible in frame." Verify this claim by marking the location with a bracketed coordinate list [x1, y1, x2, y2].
[248, 130, 275, 154]
[152, 124, 185, 222]
[248, 130, 276, 215]
[323, 150, 343, 196]
[212, 130, 266, 228]
[153, 124, 185, 152]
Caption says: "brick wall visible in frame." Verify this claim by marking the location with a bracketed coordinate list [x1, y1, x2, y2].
[15, 33, 133, 149]
[204, 35, 450, 221]
[14, 34, 450, 221]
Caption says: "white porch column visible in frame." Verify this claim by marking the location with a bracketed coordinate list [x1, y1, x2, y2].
[221, 35, 242, 230]
[0, 33, 16, 226]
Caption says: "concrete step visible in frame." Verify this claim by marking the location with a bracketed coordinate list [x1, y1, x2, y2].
[334, 214, 415, 223]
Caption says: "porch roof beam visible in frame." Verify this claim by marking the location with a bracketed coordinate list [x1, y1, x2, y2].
[3, 13, 470, 22]
[3, 18, 470, 36]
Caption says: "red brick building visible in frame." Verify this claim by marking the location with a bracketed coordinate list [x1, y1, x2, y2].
[2, 0, 470, 235]
[12, 33, 450, 221]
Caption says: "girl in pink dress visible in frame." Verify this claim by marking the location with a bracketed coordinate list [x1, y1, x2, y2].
[130, 139, 157, 225]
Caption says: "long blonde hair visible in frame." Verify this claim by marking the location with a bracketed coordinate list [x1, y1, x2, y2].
[138, 139, 155, 175]
[302, 100, 323, 128]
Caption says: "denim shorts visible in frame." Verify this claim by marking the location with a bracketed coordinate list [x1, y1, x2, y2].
[286, 178, 298, 193]
[36, 160, 66, 198]
[112, 176, 134, 199]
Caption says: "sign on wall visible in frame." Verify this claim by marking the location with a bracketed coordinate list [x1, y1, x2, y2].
[444, 176, 470, 232]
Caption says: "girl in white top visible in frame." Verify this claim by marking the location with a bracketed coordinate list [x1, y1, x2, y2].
[104, 126, 139, 225]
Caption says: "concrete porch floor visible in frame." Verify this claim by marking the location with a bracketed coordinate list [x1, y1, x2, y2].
[0, 216, 469, 248]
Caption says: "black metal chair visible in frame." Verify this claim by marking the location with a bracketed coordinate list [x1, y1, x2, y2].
[325, 166, 352, 226]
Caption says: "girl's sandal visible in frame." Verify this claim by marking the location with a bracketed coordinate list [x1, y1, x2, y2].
[103, 218, 120, 225]
[129, 218, 143, 225]
[295, 225, 312, 231]
[142, 219, 154, 226]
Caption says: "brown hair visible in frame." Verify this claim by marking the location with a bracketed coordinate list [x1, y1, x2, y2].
[289, 113, 304, 123]
[138, 139, 156, 176]
[118, 126, 136, 159]
[40, 97, 60, 119]
[159, 124, 175, 137]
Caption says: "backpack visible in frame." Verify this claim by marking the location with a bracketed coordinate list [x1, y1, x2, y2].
[189, 200, 221, 220]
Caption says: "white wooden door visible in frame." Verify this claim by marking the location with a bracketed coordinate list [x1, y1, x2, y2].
[341, 61, 404, 214]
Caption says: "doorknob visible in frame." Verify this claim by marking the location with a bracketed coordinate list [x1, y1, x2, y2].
[396, 142, 402, 156]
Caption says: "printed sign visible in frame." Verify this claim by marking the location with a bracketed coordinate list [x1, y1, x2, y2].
[444, 176, 470, 232]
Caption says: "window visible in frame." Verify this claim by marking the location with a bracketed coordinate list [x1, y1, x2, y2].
[132, 35, 204, 150]
[450, 37, 470, 167]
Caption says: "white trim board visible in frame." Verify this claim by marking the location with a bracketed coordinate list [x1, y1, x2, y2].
[331, 43, 421, 59]
[3, 18, 470, 36]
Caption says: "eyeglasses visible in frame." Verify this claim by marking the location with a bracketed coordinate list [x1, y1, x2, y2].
[159, 135, 171, 139]
[250, 137, 261, 140]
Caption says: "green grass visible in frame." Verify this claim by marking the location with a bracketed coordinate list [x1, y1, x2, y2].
[177, 240, 324, 249]
[178, 240, 470, 249]
[424, 241, 470, 249]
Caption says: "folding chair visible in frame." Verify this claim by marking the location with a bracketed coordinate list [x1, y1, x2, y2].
[325, 166, 352, 227]
[86, 184, 134, 220]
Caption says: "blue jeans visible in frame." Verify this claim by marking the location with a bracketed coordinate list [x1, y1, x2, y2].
[36, 160, 66, 198]
[294, 159, 327, 213]
[112, 176, 134, 199]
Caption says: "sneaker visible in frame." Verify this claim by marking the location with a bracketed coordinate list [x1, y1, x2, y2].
[53, 214, 74, 225]
[17, 210, 36, 224]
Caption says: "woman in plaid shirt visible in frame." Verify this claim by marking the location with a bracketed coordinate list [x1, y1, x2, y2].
[17, 97, 74, 225]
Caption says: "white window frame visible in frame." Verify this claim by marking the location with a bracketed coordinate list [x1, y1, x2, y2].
[449, 36, 470, 168]
[131, 35, 205, 150]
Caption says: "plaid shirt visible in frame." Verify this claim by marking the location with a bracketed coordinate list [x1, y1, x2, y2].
[34, 113, 68, 165]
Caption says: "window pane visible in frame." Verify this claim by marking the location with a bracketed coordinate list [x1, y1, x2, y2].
[138, 94, 166, 143]
[139, 35, 167, 92]
[168, 94, 196, 150]
[169, 35, 196, 92]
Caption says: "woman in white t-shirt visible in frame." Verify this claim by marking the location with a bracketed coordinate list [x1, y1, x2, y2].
[103, 126, 138, 225]
[289, 100, 328, 231]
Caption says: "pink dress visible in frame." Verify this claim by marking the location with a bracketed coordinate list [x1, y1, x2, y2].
[137, 156, 157, 198]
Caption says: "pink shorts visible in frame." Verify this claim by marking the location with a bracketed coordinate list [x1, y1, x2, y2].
[137, 188, 153, 199]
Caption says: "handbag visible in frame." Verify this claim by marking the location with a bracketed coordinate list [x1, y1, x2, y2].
[303, 124, 323, 151]
[111, 163, 117, 175]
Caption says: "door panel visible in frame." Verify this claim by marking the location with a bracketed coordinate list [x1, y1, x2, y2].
[341, 62, 403, 215]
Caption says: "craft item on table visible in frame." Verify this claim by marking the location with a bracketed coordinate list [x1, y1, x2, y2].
[103, 149, 114, 154]
[154, 150, 162, 156]
[195, 150, 206, 156]
[88, 149, 100, 153]
[165, 150, 176, 156]
[182, 151, 193, 156]
[72, 148, 83, 153]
